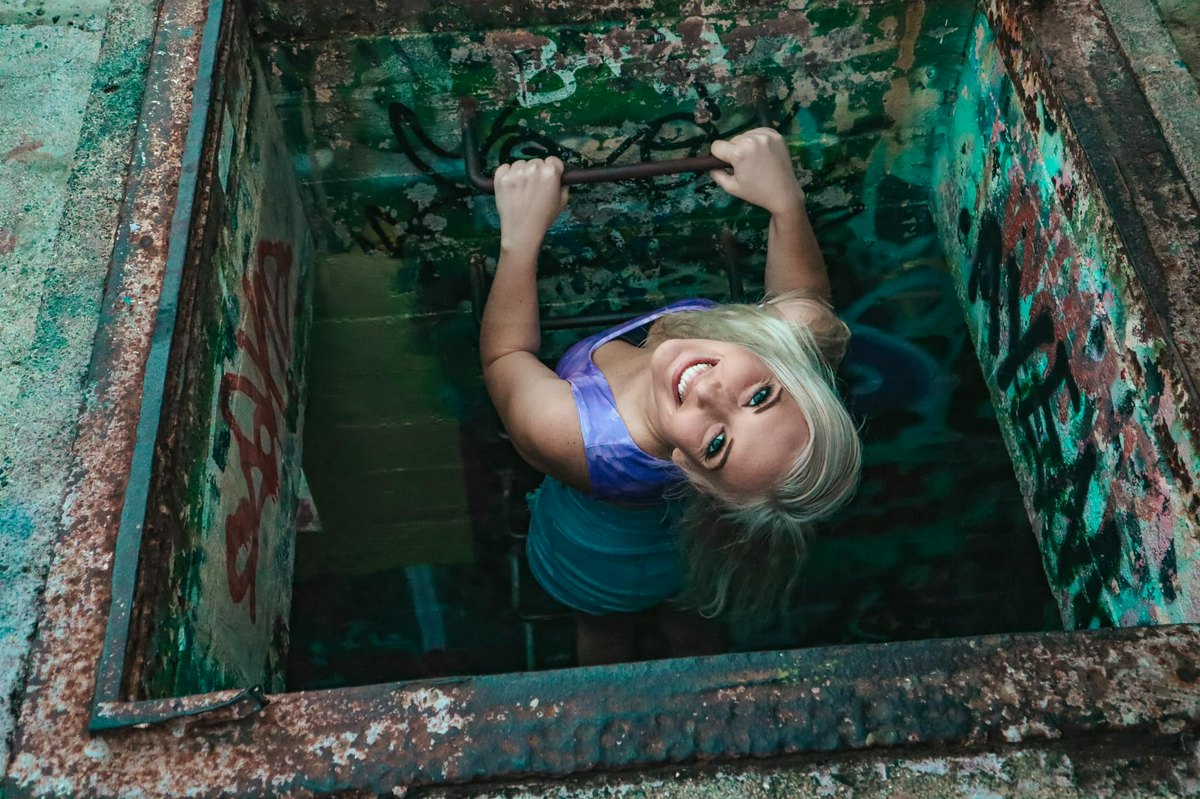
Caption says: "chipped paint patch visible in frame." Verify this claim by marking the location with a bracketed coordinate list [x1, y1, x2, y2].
[406, 687, 470, 736]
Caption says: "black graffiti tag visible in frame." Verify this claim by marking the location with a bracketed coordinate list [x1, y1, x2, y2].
[966, 211, 1119, 627]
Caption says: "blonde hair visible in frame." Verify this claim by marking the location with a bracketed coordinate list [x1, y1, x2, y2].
[649, 293, 862, 623]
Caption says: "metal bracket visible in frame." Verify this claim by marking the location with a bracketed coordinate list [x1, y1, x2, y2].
[90, 686, 268, 732]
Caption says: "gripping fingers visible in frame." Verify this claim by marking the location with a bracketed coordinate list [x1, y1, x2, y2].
[710, 138, 736, 163]
[707, 128, 799, 211]
[495, 157, 569, 249]
[496, 157, 564, 189]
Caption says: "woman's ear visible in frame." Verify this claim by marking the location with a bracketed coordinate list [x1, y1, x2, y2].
[674, 454, 717, 497]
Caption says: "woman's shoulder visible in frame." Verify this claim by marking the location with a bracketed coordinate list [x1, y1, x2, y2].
[557, 297, 718, 378]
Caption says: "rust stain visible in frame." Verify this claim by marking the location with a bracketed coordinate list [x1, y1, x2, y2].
[485, 30, 552, 53]
[721, 12, 822, 59]
[2, 138, 44, 162]
[0, 228, 14, 256]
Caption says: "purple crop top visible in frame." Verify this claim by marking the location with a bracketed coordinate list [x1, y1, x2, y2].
[555, 297, 718, 506]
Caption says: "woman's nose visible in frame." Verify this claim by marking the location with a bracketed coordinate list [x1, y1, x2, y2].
[692, 370, 725, 408]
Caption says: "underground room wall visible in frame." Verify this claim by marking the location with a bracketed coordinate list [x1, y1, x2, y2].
[932, 8, 1200, 629]
[124, 6, 315, 698]
[261, 0, 1061, 688]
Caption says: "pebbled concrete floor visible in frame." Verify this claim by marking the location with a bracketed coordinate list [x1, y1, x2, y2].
[0, 0, 130, 783]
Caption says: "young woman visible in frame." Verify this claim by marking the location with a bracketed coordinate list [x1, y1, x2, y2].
[480, 128, 861, 664]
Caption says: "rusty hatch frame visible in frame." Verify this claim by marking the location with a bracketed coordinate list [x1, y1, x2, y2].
[8, 0, 1200, 794]
[85, 0, 264, 733]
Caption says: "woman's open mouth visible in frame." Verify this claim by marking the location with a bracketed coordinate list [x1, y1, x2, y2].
[674, 360, 715, 405]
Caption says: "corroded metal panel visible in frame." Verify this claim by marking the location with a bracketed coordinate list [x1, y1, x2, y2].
[10, 625, 1200, 795]
[933, 7, 1200, 627]
[126, 0, 314, 697]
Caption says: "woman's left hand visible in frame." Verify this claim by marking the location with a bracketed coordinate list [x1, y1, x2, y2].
[708, 128, 804, 216]
[495, 157, 570, 253]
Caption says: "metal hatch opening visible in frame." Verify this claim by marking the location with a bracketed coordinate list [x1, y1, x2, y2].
[82, 0, 1199, 770]
[100, 0, 1060, 712]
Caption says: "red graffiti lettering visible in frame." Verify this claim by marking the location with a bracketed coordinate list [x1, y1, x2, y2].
[219, 240, 296, 621]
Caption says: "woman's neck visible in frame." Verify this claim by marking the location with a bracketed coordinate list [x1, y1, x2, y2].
[594, 339, 672, 461]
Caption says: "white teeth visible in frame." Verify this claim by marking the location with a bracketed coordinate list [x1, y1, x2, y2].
[676, 363, 713, 402]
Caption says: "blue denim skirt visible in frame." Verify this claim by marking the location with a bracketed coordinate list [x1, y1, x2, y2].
[526, 476, 685, 615]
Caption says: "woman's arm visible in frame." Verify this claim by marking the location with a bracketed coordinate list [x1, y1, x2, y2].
[709, 128, 831, 300]
[480, 158, 590, 487]
[480, 157, 568, 370]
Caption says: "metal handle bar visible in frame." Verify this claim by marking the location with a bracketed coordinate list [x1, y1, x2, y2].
[460, 98, 731, 194]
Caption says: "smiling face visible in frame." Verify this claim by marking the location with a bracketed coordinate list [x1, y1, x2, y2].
[648, 337, 811, 500]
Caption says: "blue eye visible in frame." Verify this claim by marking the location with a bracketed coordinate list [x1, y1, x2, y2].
[749, 386, 772, 407]
[704, 432, 726, 460]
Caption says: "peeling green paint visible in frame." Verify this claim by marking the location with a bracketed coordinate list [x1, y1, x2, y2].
[933, 16, 1200, 627]
[133, 13, 315, 697]
[269, 0, 1058, 684]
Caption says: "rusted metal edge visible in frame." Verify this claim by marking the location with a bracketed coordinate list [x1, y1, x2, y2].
[83, 626, 1200, 793]
[459, 97, 731, 194]
[984, 0, 1200, 419]
[4, 0, 225, 790]
[1098, 0, 1200, 207]
[90, 0, 228, 725]
[90, 687, 268, 732]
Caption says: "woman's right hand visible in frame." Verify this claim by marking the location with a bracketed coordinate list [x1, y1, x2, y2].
[495, 157, 570, 253]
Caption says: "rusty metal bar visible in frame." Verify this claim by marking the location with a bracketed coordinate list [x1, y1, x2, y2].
[91, 687, 267, 732]
[460, 98, 731, 194]
[90, 0, 228, 720]
[53, 626, 1200, 792]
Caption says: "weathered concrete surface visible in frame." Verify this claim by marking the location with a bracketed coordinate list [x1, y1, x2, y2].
[1157, 0, 1200, 90]
[0, 0, 156, 784]
[0, 0, 108, 25]
[1102, 0, 1200, 214]
[0, 0, 107, 782]
[424, 746, 1200, 799]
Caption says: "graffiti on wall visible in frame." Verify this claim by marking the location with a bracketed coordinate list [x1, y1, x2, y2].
[278, 0, 1067, 687]
[934, 19, 1199, 627]
[218, 240, 298, 621]
[142, 19, 314, 696]
[262, 2, 973, 311]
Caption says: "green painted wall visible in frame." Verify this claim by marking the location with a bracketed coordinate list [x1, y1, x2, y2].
[933, 17, 1200, 626]
[135, 11, 314, 697]
[262, 0, 1059, 685]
